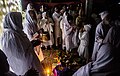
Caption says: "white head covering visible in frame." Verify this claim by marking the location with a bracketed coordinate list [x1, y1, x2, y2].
[42, 12, 46, 19]
[23, 3, 38, 40]
[26, 3, 35, 25]
[3, 12, 22, 30]
[1, 12, 33, 75]
[3, 12, 25, 36]
[84, 24, 91, 32]
[99, 11, 108, 20]
[1, 12, 45, 76]
[26, 3, 34, 12]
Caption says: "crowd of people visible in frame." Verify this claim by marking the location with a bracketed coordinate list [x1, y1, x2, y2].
[0, 2, 120, 76]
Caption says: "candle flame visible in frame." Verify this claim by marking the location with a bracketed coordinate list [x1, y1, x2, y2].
[46, 68, 50, 74]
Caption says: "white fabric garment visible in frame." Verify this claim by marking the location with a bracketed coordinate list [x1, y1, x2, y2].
[72, 29, 79, 48]
[92, 22, 104, 61]
[77, 24, 91, 60]
[23, 4, 38, 41]
[73, 62, 92, 76]
[41, 21, 54, 47]
[26, 3, 34, 11]
[26, 3, 37, 16]
[52, 12, 62, 46]
[60, 14, 67, 49]
[42, 12, 46, 19]
[0, 12, 45, 76]
[92, 21, 110, 61]
[40, 13, 54, 47]
[64, 20, 76, 51]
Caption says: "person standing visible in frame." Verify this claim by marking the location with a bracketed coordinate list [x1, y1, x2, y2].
[0, 12, 45, 76]
[23, 3, 38, 41]
[64, 15, 76, 51]
[77, 24, 91, 63]
[40, 12, 54, 48]
[73, 16, 120, 76]
[92, 11, 112, 61]
[52, 6, 62, 48]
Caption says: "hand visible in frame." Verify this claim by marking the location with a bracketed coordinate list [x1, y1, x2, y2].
[33, 32, 39, 39]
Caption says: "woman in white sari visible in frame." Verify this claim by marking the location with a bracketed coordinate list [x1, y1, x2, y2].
[23, 3, 38, 41]
[64, 15, 76, 51]
[0, 12, 45, 76]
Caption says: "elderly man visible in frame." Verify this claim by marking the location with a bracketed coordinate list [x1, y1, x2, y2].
[92, 11, 112, 61]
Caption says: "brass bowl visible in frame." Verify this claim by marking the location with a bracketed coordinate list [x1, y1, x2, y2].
[40, 33, 49, 42]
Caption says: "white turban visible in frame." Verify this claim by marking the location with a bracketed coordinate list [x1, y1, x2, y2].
[42, 12, 46, 19]
[99, 11, 108, 20]
[84, 24, 91, 32]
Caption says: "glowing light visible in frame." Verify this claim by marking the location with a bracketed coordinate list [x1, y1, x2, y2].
[0, 1, 3, 5]
[47, 69, 50, 74]
[2, 8, 6, 13]
[6, 6, 9, 12]
[46, 68, 50, 76]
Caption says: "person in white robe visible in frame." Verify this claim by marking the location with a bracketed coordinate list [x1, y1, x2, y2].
[77, 24, 91, 62]
[52, 7, 62, 47]
[60, 19, 66, 49]
[92, 11, 111, 61]
[40, 12, 54, 48]
[0, 49, 17, 76]
[60, 9, 67, 49]
[64, 15, 76, 51]
[23, 3, 38, 41]
[0, 12, 45, 76]
[23, 4, 45, 62]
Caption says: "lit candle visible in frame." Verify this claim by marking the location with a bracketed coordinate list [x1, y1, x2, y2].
[47, 68, 50, 76]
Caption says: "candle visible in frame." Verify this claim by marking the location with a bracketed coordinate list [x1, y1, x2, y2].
[46, 68, 50, 76]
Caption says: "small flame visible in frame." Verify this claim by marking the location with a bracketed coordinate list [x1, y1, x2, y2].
[47, 69, 50, 74]
[46, 68, 50, 76]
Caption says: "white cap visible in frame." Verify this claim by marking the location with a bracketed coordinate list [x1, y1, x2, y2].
[99, 11, 108, 20]
[42, 12, 46, 18]
[84, 24, 91, 31]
